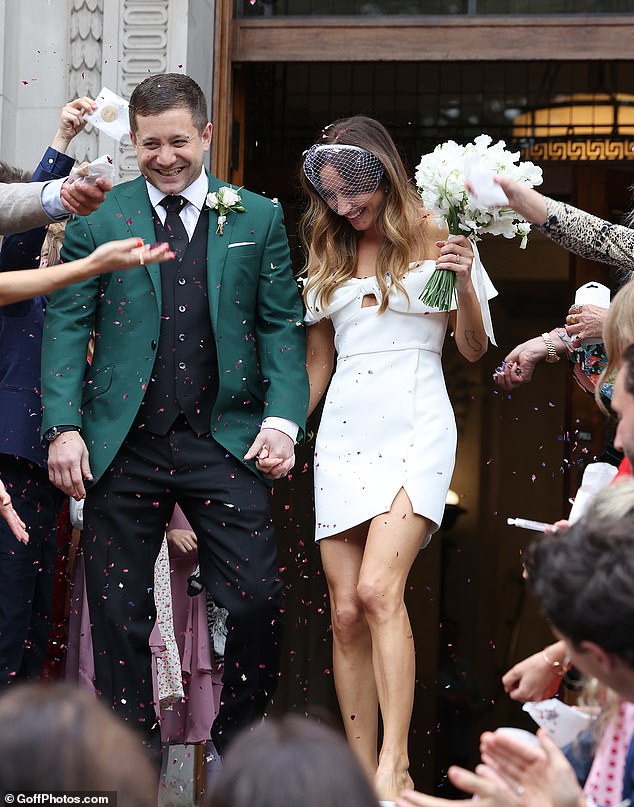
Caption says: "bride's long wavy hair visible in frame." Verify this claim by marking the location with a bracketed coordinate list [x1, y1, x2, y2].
[298, 116, 438, 314]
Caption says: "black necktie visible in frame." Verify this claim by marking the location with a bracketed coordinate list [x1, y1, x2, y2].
[160, 195, 189, 260]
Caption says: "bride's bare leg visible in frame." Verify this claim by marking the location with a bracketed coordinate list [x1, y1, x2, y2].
[358, 489, 431, 801]
[320, 524, 378, 778]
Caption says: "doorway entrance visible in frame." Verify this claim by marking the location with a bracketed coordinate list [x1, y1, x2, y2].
[224, 55, 634, 791]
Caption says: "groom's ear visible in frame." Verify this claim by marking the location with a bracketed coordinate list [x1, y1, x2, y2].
[202, 123, 213, 151]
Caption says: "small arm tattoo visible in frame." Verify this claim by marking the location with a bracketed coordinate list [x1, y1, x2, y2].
[464, 330, 483, 353]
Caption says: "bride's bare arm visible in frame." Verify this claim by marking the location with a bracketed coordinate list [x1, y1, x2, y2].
[441, 235, 488, 362]
[306, 318, 336, 417]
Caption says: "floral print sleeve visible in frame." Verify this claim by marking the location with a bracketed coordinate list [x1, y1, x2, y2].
[537, 197, 634, 272]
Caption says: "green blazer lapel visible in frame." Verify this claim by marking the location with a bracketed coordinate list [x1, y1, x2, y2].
[115, 177, 162, 305]
[205, 174, 238, 332]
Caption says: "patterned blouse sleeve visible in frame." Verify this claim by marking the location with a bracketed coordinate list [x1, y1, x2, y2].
[537, 197, 634, 272]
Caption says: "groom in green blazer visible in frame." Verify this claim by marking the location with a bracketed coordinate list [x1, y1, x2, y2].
[41, 74, 308, 753]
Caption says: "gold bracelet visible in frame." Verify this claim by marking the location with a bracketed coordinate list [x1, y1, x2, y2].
[542, 648, 570, 675]
[541, 332, 561, 364]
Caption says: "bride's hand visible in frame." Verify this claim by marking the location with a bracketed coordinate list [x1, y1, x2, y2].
[435, 234, 473, 293]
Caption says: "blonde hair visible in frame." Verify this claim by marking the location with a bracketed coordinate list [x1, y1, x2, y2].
[298, 116, 443, 314]
[40, 222, 67, 268]
[585, 475, 634, 521]
[596, 278, 634, 410]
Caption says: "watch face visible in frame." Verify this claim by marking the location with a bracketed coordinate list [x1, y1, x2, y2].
[44, 427, 58, 442]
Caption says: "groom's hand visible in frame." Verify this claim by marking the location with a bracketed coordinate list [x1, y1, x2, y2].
[245, 428, 295, 480]
[47, 431, 93, 500]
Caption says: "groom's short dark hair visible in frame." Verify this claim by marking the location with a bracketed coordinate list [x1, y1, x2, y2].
[129, 73, 209, 133]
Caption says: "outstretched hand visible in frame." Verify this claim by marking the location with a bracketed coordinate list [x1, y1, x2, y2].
[493, 336, 548, 392]
[493, 176, 549, 225]
[395, 764, 521, 807]
[60, 170, 112, 216]
[0, 478, 29, 544]
[85, 238, 174, 276]
[502, 643, 567, 703]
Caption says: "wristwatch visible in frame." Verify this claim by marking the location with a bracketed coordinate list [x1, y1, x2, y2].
[43, 425, 79, 443]
[541, 332, 560, 364]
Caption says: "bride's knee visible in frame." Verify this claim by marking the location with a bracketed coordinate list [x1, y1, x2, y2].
[356, 578, 403, 623]
[331, 598, 368, 644]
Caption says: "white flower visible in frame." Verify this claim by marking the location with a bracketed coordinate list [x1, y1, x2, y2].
[218, 186, 241, 207]
[205, 186, 246, 236]
[414, 134, 543, 247]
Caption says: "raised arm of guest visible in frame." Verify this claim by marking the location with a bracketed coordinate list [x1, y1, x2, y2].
[495, 175, 634, 272]
[0, 97, 96, 275]
[0, 240, 173, 306]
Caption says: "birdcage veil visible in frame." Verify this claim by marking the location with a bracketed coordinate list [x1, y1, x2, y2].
[302, 143, 384, 212]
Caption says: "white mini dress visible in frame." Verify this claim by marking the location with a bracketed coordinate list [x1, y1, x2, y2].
[305, 259, 497, 542]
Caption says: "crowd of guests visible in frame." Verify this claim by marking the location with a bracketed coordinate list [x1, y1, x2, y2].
[1, 72, 634, 807]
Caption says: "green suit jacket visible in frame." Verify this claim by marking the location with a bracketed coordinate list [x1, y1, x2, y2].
[41, 172, 308, 484]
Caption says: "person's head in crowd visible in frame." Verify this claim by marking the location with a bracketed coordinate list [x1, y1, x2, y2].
[128, 73, 212, 196]
[525, 479, 634, 702]
[598, 276, 634, 402]
[611, 343, 634, 465]
[0, 161, 31, 183]
[0, 682, 156, 805]
[299, 115, 435, 314]
[207, 715, 380, 807]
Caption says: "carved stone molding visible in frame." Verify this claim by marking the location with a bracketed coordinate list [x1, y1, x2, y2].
[69, 0, 104, 163]
[116, 0, 172, 181]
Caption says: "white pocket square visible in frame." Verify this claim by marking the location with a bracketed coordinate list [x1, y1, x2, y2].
[227, 241, 256, 249]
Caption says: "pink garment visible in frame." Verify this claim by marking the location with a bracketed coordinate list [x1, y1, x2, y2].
[584, 700, 634, 806]
[65, 506, 222, 745]
[151, 536, 186, 710]
[64, 547, 95, 691]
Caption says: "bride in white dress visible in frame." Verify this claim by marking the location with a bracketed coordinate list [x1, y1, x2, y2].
[300, 116, 496, 802]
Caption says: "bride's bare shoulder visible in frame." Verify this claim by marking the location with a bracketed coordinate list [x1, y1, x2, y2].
[414, 209, 447, 259]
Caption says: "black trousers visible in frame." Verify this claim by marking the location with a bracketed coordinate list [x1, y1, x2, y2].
[82, 416, 284, 753]
[0, 455, 63, 685]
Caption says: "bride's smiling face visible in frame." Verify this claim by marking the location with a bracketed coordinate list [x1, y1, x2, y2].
[318, 163, 384, 231]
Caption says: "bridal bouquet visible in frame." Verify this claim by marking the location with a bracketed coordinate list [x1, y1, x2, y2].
[414, 134, 543, 310]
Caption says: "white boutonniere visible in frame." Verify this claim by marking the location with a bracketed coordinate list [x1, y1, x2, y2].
[205, 187, 246, 235]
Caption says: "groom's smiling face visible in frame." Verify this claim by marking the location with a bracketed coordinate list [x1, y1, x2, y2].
[131, 106, 212, 194]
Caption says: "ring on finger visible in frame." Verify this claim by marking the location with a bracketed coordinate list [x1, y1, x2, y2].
[569, 313, 577, 325]
[138, 248, 145, 266]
